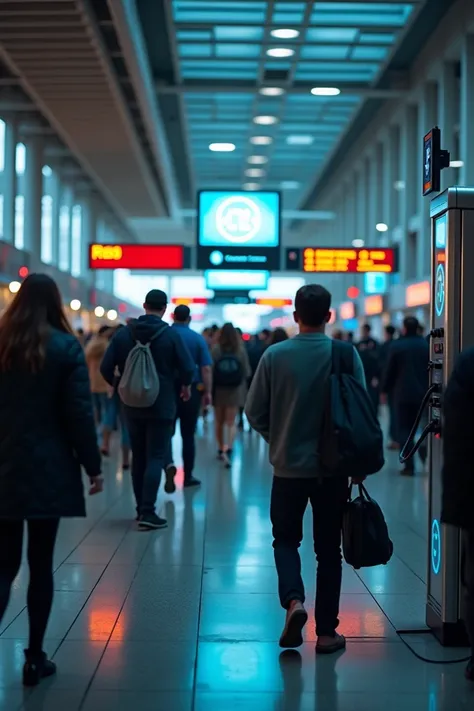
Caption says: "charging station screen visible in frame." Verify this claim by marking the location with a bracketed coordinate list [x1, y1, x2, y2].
[197, 191, 281, 270]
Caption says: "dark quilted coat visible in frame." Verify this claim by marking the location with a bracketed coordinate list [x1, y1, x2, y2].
[0, 330, 102, 519]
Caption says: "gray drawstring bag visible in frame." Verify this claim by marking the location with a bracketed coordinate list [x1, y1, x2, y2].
[118, 328, 162, 408]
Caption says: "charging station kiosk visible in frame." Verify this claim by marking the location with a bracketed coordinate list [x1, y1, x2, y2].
[426, 187, 474, 644]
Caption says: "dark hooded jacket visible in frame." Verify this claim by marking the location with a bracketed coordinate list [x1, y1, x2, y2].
[100, 315, 194, 421]
[0, 330, 101, 519]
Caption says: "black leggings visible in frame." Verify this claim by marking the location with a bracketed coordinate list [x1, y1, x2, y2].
[0, 519, 59, 653]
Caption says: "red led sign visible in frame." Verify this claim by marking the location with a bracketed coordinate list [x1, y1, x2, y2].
[303, 248, 395, 274]
[89, 244, 184, 270]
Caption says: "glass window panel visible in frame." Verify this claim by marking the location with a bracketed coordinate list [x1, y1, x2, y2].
[351, 45, 388, 60]
[272, 11, 305, 23]
[311, 10, 408, 26]
[41, 195, 53, 264]
[178, 44, 212, 57]
[359, 32, 395, 44]
[16, 143, 25, 175]
[216, 43, 261, 58]
[71, 204, 82, 277]
[15, 195, 24, 249]
[298, 61, 378, 72]
[306, 27, 358, 42]
[214, 26, 263, 41]
[0, 120, 4, 172]
[301, 45, 349, 59]
[182, 69, 256, 79]
[177, 30, 212, 40]
[58, 204, 70, 272]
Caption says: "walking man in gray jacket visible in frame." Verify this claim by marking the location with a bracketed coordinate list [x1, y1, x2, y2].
[246, 285, 365, 654]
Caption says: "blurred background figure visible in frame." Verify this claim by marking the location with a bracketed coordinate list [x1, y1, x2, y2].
[212, 322, 251, 466]
[381, 316, 429, 476]
[100, 325, 130, 469]
[379, 325, 398, 449]
[357, 323, 380, 414]
[345, 331, 354, 344]
[85, 325, 110, 428]
[259, 328, 272, 349]
[332, 329, 343, 341]
[269, 327, 289, 345]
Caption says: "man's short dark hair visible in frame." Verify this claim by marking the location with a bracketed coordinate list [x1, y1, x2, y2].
[363, 323, 371, 333]
[144, 289, 167, 311]
[385, 325, 396, 337]
[174, 304, 190, 323]
[404, 315, 419, 336]
[294, 284, 331, 327]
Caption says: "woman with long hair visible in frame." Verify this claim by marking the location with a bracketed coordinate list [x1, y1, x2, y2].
[0, 274, 102, 686]
[212, 322, 251, 466]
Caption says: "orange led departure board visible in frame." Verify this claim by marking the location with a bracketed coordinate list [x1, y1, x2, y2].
[303, 248, 395, 274]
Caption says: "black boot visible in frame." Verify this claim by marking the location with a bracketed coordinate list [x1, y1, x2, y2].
[23, 650, 57, 687]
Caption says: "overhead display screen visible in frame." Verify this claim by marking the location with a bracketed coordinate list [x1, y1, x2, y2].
[302, 248, 395, 273]
[205, 270, 269, 291]
[197, 190, 281, 270]
[89, 244, 189, 270]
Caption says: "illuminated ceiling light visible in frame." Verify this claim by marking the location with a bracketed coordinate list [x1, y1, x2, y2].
[94, 306, 105, 318]
[209, 142, 236, 152]
[245, 168, 265, 178]
[310, 87, 341, 96]
[450, 159, 464, 168]
[70, 299, 81, 311]
[376, 222, 389, 233]
[259, 86, 285, 96]
[286, 135, 314, 146]
[394, 180, 405, 191]
[9, 281, 21, 294]
[253, 115, 279, 125]
[270, 28, 300, 40]
[42, 165, 52, 177]
[266, 48, 294, 58]
[107, 309, 118, 321]
[243, 183, 261, 191]
[248, 155, 268, 165]
[251, 135, 273, 145]
[352, 239, 365, 247]
[280, 180, 300, 190]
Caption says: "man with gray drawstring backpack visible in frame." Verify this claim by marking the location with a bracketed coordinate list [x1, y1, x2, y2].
[101, 290, 194, 530]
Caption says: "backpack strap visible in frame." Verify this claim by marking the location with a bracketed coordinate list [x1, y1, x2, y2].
[331, 339, 354, 376]
[127, 323, 166, 345]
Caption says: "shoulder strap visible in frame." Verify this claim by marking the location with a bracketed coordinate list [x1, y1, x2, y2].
[331, 339, 354, 376]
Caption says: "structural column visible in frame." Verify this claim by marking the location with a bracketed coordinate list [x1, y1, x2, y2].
[49, 168, 61, 267]
[81, 193, 99, 286]
[418, 82, 437, 278]
[438, 61, 457, 190]
[2, 116, 17, 244]
[23, 136, 43, 261]
[460, 34, 474, 187]
[382, 130, 396, 246]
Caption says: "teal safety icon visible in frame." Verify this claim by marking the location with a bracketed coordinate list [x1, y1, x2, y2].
[435, 263, 445, 317]
[431, 519, 441, 574]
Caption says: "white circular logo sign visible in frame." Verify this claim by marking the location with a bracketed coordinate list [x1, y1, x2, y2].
[215, 196, 262, 244]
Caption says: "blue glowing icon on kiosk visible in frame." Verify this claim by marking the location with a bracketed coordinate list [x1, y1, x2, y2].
[435, 263, 445, 317]
[431, 518, 441, 574]
[209, 250, 224, 266]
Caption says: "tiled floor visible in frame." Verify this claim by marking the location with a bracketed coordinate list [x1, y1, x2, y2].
[0, 421, 472, 710]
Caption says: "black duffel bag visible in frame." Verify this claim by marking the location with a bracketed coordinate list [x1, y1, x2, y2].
[342, 484, 393, 569]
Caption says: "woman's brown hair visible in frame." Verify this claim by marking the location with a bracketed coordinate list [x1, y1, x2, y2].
[0, 273, 74, 373]
[218, 322, 241, 354]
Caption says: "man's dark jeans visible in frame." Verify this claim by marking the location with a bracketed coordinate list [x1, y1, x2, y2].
[166, 385, 202, 481]
[462, 530, 474, 656]
[127, 418, 173, 515]
[270, 475, 349, 637]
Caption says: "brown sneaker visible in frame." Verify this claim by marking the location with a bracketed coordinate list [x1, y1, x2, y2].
[279, 600, 308, 648]
[316, 632, 346, 655]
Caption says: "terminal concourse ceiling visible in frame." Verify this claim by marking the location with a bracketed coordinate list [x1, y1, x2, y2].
[139, 0, 443, 212]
